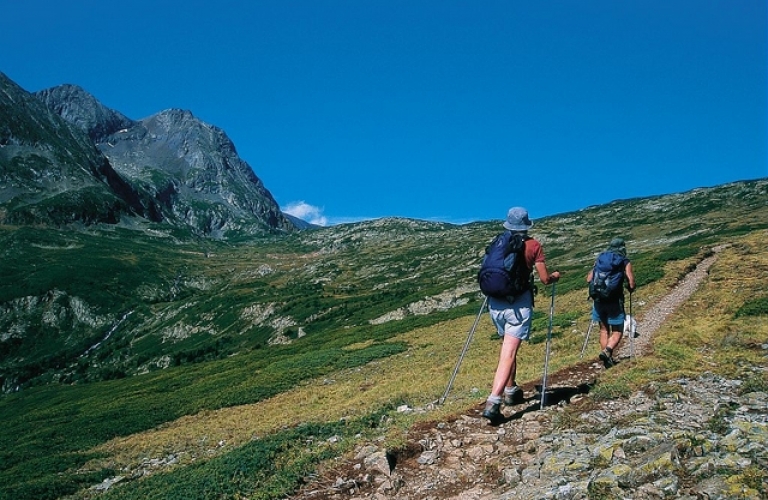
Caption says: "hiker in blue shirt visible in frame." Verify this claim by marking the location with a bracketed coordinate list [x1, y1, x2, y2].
[586, 238, 636, 368]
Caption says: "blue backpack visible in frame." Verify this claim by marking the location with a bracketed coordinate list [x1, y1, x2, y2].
[588, 251, 626, 301]
[477, 232, 531, 298]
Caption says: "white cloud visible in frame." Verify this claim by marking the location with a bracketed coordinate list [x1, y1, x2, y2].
[283, 201, 329, 226]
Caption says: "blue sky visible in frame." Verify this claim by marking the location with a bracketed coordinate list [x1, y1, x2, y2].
[2, 1, 766, 226]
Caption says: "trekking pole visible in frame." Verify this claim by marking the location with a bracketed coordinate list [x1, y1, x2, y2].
[580, 318, 594, 359]
[540, 283, 556, 409]
[629, 291, 634, 359]
[438, 296, 488, 405]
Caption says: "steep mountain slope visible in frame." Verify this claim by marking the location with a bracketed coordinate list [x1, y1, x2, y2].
[35, 83, 294, 237]
[34, 83, 134, 143]
[0, 72, 150, 225]
[1, 72, 294, 236]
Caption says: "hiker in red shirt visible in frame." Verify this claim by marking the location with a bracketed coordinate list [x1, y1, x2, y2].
[480, 207, 560, 423]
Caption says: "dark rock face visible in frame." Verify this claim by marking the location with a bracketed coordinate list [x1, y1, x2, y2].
[34, 84, 135, 143]
[97, 108, 294, 236]
[0, 72, 144, 225]
[1, 71, 296, 237]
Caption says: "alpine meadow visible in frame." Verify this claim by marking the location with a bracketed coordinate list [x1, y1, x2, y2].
[1, 71, 767, 499]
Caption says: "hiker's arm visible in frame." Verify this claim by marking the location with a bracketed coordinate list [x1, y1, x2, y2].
[535, 261, 560, 284]
[625, 262, 636, 291]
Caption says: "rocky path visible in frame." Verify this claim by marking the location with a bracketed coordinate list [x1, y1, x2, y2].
[630, 246, 724, 354]
[288, 246, 768, 500]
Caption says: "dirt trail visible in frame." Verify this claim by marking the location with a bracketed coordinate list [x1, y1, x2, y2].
[289, 247, 725, 500]
[488, 245, 725, 408]
[633, 246, 724, 350]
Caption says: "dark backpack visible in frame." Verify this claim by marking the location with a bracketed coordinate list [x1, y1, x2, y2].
[588, 251, 626, 301]
[477, 231, 531, 298]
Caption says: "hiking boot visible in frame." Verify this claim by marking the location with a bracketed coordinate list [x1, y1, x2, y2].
[503, 386, 524, 406]
[481, 402, 502, 422]
[599, 349, 616, 368]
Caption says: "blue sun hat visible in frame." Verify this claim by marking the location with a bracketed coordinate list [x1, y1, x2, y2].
[503, 207, 534, 231]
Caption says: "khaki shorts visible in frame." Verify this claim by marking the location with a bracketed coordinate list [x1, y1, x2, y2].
[488, 291, 533, 340]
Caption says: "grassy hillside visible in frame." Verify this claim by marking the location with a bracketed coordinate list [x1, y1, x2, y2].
[0, 179, 766, 499]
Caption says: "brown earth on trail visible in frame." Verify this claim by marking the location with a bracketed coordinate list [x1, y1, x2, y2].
[287, 248, 725, 500]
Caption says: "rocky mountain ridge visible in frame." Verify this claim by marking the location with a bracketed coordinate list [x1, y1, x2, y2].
[0, 73, 154, 225]
[1, 72, 294, 237]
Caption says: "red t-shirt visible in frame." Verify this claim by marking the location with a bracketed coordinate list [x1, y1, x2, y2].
[524, 238, 545, 271]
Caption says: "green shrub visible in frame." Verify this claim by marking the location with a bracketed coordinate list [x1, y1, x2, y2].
[735, 296, 768, 318]
[96, 408, 393, 500]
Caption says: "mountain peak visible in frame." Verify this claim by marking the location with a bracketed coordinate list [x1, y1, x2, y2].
[1, 72, 296, 236]
[34, 84, 134, 143]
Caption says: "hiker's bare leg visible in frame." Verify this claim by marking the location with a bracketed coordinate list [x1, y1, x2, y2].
[598, 323, 610, 350]
[606, 324, 623, 354]
[491, 335, 522, 397]
[506, 347, 518, 389]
